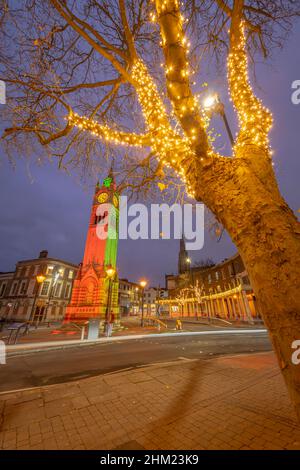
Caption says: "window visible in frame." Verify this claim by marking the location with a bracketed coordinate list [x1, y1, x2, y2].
[19, 281, 27, 295]
[215, 271, 219, 280]
[64, 283, 71, 298]
[46, 265, 54, 275]
[54, 282, 62, 298]
[25, 266, 30, 277]
[27, 279, 36, 296]
[94, 211, 108, 225]
[208, 274, 212, 284]
[41, 281, 50, 296]
[68, 270, 74, 279]
[58, 267, 65, 277]
[0, 283, 7, 297]
[10, 281, 18, 295]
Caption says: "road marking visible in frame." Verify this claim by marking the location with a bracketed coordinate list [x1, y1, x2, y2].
[5, 329, 268, 358]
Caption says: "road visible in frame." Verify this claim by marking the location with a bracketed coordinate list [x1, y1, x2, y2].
[0, 329, 272, 393]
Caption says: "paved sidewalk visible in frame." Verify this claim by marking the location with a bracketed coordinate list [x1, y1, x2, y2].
[0, 352, 300, 450]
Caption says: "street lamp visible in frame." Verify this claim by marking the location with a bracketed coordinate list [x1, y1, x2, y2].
[135, 287, 139, 315]
[105, 265, 116, 324]
[45, 268, 63, 323]
[203, 93, 234, 147]
[186, 257, 192, 283]
[139, 280, 147, 327]
[29, 274, 46, 323]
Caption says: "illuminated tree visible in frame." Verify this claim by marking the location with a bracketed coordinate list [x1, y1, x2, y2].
[1, 0, 300, 418]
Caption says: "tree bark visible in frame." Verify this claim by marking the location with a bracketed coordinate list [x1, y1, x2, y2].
[194, 155, 300, 419]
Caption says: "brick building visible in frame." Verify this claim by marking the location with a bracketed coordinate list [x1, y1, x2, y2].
[118, 278, 141, 317]
[163, 240, 260, 322]
[0, 250, 78, 323]
[143, 287, 169, 317]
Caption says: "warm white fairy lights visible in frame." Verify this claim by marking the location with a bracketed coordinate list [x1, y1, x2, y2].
[67, 9, 274, 201]
[68, 112, 151, 147]
[69, 3, 277, 200]
[68, 57, 197, 197]
[228, 22, 273, 155]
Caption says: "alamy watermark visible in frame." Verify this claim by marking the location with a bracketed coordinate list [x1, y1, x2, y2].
[291, 340, 300, 365]
[291, 80, 300, 105]
[0, 80, 6, 104]
[0, 340, 6, 365]
[96, 197, 204, 250]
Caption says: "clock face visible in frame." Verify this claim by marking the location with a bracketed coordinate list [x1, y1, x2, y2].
[97, 192, 108, 204]
[113, 194, 119, 208]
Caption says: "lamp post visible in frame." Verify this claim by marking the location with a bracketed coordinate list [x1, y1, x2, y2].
[139, 280, 147, 327]
[105, 265, 116, 323]
[29, 274, 46, 324]
[45, 268, 63, 323]
[186, 257, 191, 315]
[135, 287, 139, 315]
[203, 93, 234, 147]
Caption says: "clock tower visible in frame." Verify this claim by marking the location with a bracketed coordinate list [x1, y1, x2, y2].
[65, 173, 119, 322]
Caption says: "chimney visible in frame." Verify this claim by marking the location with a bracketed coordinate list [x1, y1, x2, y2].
[39, 250, 48, 259]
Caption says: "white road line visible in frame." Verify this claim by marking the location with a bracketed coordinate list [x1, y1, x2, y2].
[5, 329, 268, 357]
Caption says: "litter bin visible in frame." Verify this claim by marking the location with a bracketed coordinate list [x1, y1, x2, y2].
[87, 318, 100, 340]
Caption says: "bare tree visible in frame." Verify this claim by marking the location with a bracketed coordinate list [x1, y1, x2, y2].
[1, 0, 300, 418]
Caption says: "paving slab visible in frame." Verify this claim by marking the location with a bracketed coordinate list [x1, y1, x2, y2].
[0, 352, 299, 450]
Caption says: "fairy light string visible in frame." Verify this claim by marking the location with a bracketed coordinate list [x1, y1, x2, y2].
[68, 6, 274, 200]
[228, 21, 273, 155]
[68, 58, 196, 196]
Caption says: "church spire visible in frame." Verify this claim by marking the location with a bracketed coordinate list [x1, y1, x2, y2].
[178, 235, 189, 274]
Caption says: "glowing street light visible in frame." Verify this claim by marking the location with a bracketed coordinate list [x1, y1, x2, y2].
[203, 94, 218, 110]
[36, 274, 46, 284]
[202, 93, 234, 147]
[106, 266, 116, 278]
[29, 273, 46, 323]
[139, 280, 147, 327]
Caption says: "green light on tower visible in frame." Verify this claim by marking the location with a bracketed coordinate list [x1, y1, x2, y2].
[103, 177, 113, 188]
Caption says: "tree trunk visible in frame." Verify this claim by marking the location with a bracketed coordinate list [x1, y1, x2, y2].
[241, 238, 300, 419]
[233, 198, 300, 420]
[210, 165, 300, 420]
[198, 159, 300, 420]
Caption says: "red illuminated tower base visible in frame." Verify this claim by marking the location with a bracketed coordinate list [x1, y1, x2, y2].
[65, 175, 119, 322]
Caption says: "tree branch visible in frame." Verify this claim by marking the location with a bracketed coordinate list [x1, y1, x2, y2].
[2, 122, 73, 146]
[119, 0, 137, 62]
[228, 0, 272, 154]
[155, 0, 209, 160]
[49, 0, 133, 83]
[68, 111, 153, 148]
[215, 0, 261, 33]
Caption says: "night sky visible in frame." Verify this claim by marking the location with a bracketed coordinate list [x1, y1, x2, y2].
[0, 27, 299, 287]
